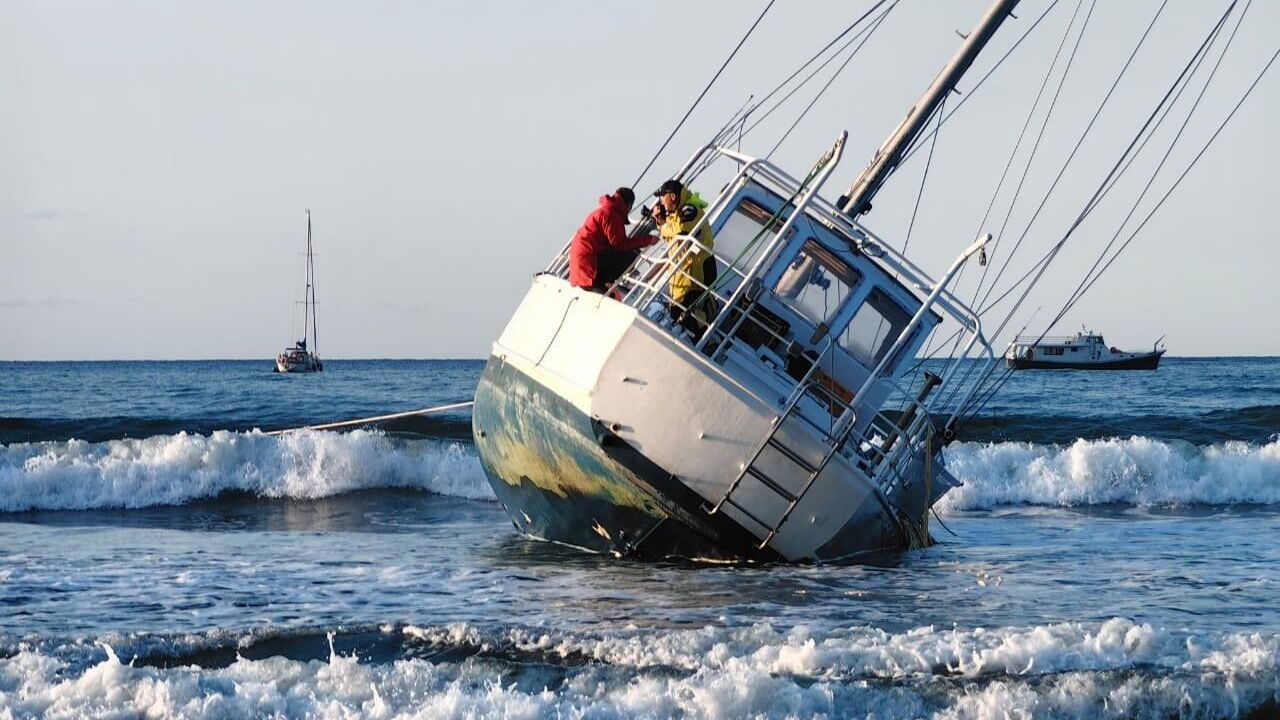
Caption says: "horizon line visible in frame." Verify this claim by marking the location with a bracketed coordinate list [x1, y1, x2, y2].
[3, 354, 1279, 363]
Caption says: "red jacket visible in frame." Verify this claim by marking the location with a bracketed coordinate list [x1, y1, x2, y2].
[569, 194, 654, 289]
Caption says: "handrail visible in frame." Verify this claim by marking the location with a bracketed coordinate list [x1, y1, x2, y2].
[696, 132, 849, 352]
[847, 233, 991, 412]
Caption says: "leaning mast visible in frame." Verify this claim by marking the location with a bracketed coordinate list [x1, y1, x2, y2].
[839, 0, 1021, 217]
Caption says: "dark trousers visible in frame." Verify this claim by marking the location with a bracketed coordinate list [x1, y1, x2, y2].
[588, 249, 638, 293]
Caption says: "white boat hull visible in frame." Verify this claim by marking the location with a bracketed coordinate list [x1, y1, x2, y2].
[472, 275, 945, 562]
[275, 355, 322, 373]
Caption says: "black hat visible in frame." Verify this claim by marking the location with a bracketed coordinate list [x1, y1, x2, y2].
[654, 179, 684, 197]
[615, 187, 635, 207]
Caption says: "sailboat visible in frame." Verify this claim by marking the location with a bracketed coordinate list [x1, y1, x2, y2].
[275, 210, 323, 374]
[470, 0, 1264, 561]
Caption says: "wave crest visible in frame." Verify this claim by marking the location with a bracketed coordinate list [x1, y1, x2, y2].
[0, 429, 493, 512]
[4, 619, 1277, 719]
[941, 436, 1280, 511]
[5, 431, 1277, 515]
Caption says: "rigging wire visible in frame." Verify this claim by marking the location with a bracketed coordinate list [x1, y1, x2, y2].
[921, 0, 1090, 361]
[765, 2, 899, 159]
[970, 0, 1098, 313]
[922, 0, 1236, 422]
[977, 0, 1237, 343]
[1081, 0, 1245, 237]
[947, 0, 1238, 415]
[914, 0, 1085, 365]
[1054, 3, 1263, 322]
[900, 0, 1065, 165]
[932, 0, 1097, 409]
[740, 0, 895, 141]
[955, 2, 1253, 424]
[679, 2, 893, 197]
[1060, 49, 1276, 314]
[631, 0, 776, 190]
[901, 95, 946, 255]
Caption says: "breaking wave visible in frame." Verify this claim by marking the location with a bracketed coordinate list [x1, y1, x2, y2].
[0, 429, 493, 513]
[3, 430, 1278, 514]
[2, 619, 1277, 718]
[941, 436, 1280, 511]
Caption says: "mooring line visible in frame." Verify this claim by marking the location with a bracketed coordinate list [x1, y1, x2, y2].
[265, 401, 474, 436]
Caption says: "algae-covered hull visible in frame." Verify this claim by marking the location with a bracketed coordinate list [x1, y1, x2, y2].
[471, 355, 774, 561]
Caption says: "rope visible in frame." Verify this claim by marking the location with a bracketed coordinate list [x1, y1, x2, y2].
[265, 401, 474, 436]
[631, 0, 776, 190]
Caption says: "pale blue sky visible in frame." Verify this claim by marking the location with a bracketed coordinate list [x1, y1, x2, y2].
[3, 0, 1276, 359]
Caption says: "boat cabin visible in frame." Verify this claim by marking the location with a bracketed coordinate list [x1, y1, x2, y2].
[545, 140, 989, 466]
[689, 181, 942, 435]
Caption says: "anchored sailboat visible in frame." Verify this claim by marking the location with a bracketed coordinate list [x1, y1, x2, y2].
[275, 210, 323, 374]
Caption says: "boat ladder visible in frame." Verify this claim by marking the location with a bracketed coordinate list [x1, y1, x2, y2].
[708, 382, 853, 550]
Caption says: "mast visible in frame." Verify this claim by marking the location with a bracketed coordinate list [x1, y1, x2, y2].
[839, 0, 1021, 217]
[306, 209, 318, 356]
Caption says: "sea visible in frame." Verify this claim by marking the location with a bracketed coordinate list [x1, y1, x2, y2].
[1, 357, 1277, 719]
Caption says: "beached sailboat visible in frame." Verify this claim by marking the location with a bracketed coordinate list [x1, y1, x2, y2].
[275, 210, 323, 374]
[471, 0, 1265, 561]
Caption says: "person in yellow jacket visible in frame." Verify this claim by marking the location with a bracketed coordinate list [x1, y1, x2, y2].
[650, 179, 718, 331]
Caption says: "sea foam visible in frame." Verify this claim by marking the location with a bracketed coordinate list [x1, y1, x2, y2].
[3, 431, 1277, 514]
[0, 429, 493, 512]
[940, 435, 1280, 511]
[2, 619, 1277, 719]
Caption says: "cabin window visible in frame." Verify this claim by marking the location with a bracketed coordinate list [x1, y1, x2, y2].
[716, 198, 796, 276]
[1045, 347, 1065, 356]
[841, 288, 910, 367]
[774, 240, 861, 335]
[1071, 347, 1079, 352]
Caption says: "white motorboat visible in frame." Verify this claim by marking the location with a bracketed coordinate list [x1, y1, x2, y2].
[1006, 332, 1164, 370]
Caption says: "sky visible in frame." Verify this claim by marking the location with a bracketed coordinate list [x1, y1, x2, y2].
[3, 0, 1276, 360]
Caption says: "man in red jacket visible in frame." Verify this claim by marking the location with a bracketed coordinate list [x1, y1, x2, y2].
[569, 187, 658, 293]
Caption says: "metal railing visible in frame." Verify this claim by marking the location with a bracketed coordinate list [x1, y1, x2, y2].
[540, 139, 999, 478]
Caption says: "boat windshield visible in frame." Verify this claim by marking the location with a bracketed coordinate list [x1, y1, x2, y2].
[714, 197, 796, 279]
[841, 288, 911, 366]
[774, 240, 861, 335]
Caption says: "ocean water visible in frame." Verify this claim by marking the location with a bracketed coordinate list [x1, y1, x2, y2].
[1, 358, 1277, 719]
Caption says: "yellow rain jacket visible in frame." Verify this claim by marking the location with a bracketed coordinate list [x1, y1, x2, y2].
[660, 187, 715, 312]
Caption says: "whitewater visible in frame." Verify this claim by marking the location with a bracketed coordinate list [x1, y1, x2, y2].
[1, 358, 1277, 718]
